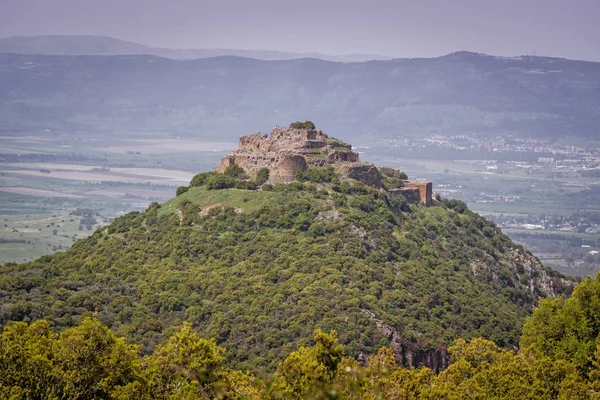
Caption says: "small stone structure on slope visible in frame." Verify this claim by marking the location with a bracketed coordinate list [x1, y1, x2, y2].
[391, 182, 433, 207]
[217, 126, 433, 205]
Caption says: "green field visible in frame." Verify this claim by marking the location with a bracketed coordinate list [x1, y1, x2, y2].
[0, 132, 235, 264]
[0, 211, 98, 263]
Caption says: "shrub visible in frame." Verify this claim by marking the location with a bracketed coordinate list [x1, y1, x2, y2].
[255, 168, 270, 185]
[296, 166, 337, 183]
[235, 180, 258, 190]
[176, 186, 189, 196]
[224, 165, 246, 179]
[289, 121, 316, 130]
[190, 172, 216, 187]
[443, 199, 468, 214]
[273, 182, 306, 192]
[206, 174, 237, 190]
[380, 167, 408, 190]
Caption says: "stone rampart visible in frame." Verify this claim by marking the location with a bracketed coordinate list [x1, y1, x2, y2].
[403, 181, 433, 206]
[215, 127, 435, 200]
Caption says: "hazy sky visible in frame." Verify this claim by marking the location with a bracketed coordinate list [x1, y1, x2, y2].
[2, 0, 600, 60]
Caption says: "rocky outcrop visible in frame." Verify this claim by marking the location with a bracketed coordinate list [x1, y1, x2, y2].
[361, 309, 449, 372]
[471, 247, 573, 298]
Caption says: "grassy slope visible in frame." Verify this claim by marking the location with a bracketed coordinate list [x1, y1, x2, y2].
[159, 186, 299, 217]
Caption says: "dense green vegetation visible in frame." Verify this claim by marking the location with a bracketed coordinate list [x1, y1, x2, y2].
[0, 167, 571, 377]
[521, 273, 600, 376]
[379, 167, 408, 190]
[0, 317, 258, 399]
[3, 292, 600, 399]
[295, 166, 337, 184]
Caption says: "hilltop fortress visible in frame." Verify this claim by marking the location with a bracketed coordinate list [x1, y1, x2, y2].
[217, 125, 433, 206]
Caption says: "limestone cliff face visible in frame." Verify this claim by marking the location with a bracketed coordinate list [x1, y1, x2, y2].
[471, 247, 572, 298]
[216, 127, 382, 187]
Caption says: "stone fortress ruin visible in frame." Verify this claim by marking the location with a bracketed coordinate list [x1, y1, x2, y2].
[217, 124, 433, 206]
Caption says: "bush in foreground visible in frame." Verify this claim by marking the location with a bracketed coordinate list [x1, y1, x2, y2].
[1, 314, 595, 399]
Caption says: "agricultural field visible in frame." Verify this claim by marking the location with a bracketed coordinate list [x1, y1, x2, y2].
[0, 211, 92, 263]
[0, 130, 235, 263]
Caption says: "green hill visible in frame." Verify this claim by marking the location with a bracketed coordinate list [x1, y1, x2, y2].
[0, 162, 572, 375]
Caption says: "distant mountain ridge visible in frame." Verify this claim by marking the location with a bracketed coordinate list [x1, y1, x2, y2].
[0, 35, 394, 62]
[1, 51, 599, 142]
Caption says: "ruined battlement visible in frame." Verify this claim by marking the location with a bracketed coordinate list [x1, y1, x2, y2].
[216, 126, 371, 184]
[216, 126, 434, 206]
[237, 128, 332, 154]
[403, 181, 433, 206]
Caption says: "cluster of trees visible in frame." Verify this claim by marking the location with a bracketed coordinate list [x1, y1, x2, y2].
[0, 318, 257, 399]
[4, 271, 600, 400]
[71, 208, 99, 230]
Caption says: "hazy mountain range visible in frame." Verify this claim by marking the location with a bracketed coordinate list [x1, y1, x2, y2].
[0, 35, 394, 62]
[1, 40, 599, 142]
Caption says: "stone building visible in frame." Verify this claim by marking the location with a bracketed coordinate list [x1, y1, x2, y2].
[216, 127, 379, 186]
[217, 126, 434, 206]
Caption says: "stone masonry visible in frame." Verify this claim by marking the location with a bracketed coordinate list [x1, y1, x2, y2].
[402, 181, 433, 206]
[217, 126, 434, 206]
[216, 127, 380, 186]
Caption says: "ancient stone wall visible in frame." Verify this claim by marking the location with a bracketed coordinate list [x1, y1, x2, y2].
[220, 155, 235, 168]
[339, 163, 382, 189]
[215, 127, 435, 198]
[328, 150, 359, 163]
[391, 188, 421, 203]
[270, 154, 308, 183]
[238, 133, 270, 152]
[403, 181, 433, 206]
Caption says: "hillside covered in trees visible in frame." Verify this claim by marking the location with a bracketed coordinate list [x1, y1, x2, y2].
[2, 264, 600, 398]
[0, 151, 573, 379]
